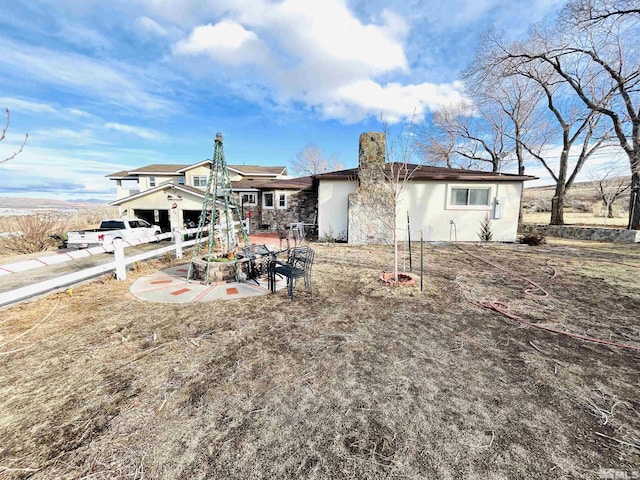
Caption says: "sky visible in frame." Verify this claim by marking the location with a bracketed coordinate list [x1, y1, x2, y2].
[1, 0, 612, 202]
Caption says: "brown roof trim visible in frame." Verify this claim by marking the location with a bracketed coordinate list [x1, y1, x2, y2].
[242, 176, 314, 190]
[106, 170, 137, 179]
[314, 164, 537, 182]
[128, 164, 189, 174]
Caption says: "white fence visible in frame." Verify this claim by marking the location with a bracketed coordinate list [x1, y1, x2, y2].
[0, 228, 207, 308]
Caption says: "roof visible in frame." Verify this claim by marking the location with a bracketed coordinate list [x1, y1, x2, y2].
[228, 165, 287, 176]
[107, 162, 288, 178]
[250, 176, 314, 190]
[128, 164, 189, 174]
[315, 163, 537, 182]
[110, 183, 205, 206]
[106, 170, 138, 179]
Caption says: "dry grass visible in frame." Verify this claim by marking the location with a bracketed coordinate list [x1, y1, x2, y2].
[0, 241, 639, 479]
[522, 183, 631, 227]
[523, 211, 628, 227]
[0, 206, 119, 256]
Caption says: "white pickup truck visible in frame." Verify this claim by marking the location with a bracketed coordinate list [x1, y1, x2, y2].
[66, 218, 162, 249]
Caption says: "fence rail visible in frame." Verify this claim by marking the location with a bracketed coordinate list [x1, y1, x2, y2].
[0, 229, 205, 308]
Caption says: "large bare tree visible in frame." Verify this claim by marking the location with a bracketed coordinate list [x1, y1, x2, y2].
[492, 0, 640, 228]
[416, 101, 510, 173]
[503, 57, 612, 224]
[1, 108, 28, 165]
[290, 143, 343, 176]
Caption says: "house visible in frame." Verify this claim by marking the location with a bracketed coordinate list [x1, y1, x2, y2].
[315, 132, 536, 243]
[107, 161, 316, 233]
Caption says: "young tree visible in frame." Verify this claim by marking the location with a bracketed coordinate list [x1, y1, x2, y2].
[363, 120, 421, 282]
[290, 143, 343, 176]
[1, 108, 28, 164]
[588, 164, 630, 219]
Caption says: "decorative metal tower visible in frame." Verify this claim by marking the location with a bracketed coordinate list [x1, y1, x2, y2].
[186, 133, 249, 283]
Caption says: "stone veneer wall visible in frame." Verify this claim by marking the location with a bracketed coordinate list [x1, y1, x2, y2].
[288, 188, 318, 226]
[253, 188, 318, 232]
[348, 132, 394, 245]
[519, 224, 640, 243]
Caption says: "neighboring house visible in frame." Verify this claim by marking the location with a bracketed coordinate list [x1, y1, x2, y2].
[315, 132, 536, 243]
[107, 161, 316, 232]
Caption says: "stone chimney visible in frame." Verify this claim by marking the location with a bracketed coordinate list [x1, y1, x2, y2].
[347, 132, 394, 244]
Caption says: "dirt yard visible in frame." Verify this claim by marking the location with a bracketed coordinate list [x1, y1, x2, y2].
[1, 240, 639, 479]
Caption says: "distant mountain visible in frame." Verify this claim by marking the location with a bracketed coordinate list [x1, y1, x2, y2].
[0, 197, 109, 209]
[66, 198, 108, 204]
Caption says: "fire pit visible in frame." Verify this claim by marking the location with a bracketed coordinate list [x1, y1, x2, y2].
[190, 257, 238, 284]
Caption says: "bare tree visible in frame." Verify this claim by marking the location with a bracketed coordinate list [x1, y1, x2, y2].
[492, 1, 640, 228]
[1, 108, 28, 165]
[588, 164, 630, 219]
[503, 57, 613, 225]
[568, 0, 640, 24]
[416, 101, 509, 173]
[464, 36, 547, 178]
[464, 47, 548, 222]
[290, 143, 343, 176]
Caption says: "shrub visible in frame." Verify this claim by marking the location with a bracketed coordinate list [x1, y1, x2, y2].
[0, 215, 67, 254]
[567, 200, 592, 212]
[519, 233, 546, 246]
[477, 214, 493, 242]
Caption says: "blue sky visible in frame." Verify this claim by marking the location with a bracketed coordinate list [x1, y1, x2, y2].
[0, 0, 578, 201]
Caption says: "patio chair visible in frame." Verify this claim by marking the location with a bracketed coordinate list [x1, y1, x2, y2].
[268, 247, 315, 300]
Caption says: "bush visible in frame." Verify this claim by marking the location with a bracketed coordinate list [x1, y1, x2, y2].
[477, 214, 493, 242]
[0, 215, 67, 254]
[519, 233, 546, 246]
[527, 199, 551, 213]
[567, 200, 592, 212]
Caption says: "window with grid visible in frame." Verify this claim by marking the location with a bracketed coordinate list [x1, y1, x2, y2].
[193, 176, 207, 187]
[241, 193, 257, 205]
[450, 187, 490, 206]
[263, 192, 274, 208]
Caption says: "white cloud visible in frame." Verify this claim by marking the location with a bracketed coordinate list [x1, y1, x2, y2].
[0, 37, 175, 114]
[331, 80, 467, 123]
[29, 127, 110, 146]
[0, 97, 58, 115]
[57, 23, 112, 51]
[104, 122, 163, 141]
[173, 20, 269, 65]
[168, 0, 464, 123]
[135, 16, 168, 38]
[0, 145, 127, 200]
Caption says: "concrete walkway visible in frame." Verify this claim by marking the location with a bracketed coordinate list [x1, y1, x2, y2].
[130, 232, 289, 304]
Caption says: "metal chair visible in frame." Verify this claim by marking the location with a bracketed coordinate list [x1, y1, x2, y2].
[268, 247, 315, 300]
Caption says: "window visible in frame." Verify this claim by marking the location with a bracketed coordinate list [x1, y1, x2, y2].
[449, 187, 490, 207]
[263, 192, 274, 209]
[149, 176, 156, 187]
[178, 177, 185, 185]
[241, 193, 257, 205]
[193, 176, 207, 187]
[278, 193, 287, 209]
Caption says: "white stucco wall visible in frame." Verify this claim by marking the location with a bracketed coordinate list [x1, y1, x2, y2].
[398, 181, 523, 242]
[318, 180, 356, 241]
[318, 179, 524, 243]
